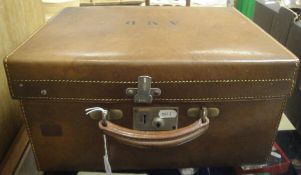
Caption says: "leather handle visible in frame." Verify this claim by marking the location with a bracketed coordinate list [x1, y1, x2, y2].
[98, 117, 209, 148]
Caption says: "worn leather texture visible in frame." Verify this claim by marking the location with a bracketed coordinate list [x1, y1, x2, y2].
[3, 7, 300, 171]
[21, 100, 287, 171]
[98, 116, 209, 148]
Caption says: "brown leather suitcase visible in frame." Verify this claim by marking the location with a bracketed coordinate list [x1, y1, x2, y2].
[4, 7, 299, 171]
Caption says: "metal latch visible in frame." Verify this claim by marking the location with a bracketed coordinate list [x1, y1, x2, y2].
[126, 76, 161, 103]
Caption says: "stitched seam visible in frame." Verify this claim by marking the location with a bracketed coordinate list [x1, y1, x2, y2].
[16, 95, 286, 102]
[4, 57, 14, 97]
[20, 97, 132, 101]
[12, 78, 292, 84]
[154, 96, 287, 101]
[155, 79, 292, 83]
[235, 6, 299, 93]
[289, 62, 299, 94]
[20, 100, 41, 170]
[4, 19, 48, 98]
[266, 99, 287, 163]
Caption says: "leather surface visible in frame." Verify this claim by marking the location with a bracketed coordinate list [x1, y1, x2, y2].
[98, 116, 209, 148]
[21, 99, 285, 171]
[3, 7, 300, 171]
[4, 7, 299, 101]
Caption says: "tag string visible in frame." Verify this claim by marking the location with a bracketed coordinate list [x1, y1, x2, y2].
[103, 134, 112, 175]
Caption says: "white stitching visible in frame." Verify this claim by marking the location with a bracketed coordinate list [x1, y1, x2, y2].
[12, 78, 292, 84]
[4, 21, 48, 99]
[4, 57, 15, 97]
[266, 99, 287, 162]
[20, 97, 132, 101]
[289, 62, 299, 94]
[17, 95, 286, 102]
[20, 100, 41, 170]
[155, 79, 292, 83]
[13, 80, 137, 84]
[154, 96, 287, 101]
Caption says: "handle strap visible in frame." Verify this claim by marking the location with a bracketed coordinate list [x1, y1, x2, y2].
[98, 116, 209, 148]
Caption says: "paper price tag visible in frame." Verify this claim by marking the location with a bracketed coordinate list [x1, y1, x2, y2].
[159, 110, 178, 118]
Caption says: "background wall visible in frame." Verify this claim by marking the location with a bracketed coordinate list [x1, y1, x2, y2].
[0, 0, 45, 162]
[236, 0, 256, 19]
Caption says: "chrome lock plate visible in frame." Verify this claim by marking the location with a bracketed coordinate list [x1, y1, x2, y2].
[133, 107, 178, 131]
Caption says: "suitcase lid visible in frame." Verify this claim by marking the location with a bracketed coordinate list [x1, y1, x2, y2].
[4, 7, 299, 103]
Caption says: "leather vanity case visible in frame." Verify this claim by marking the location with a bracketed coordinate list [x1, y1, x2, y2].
[4, 7, 299, 171]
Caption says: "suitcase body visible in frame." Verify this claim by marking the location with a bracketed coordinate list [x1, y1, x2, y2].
[4, 7, 299, 171]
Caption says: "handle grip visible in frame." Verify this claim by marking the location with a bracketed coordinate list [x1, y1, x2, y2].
[98, 116, 209, 148]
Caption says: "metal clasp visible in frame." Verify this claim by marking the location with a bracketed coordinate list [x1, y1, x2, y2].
[126, 76, 161, 103]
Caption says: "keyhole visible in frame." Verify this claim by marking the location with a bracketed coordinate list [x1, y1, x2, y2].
[143, 114, 147, 124]
[156, 122, 161, 128]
